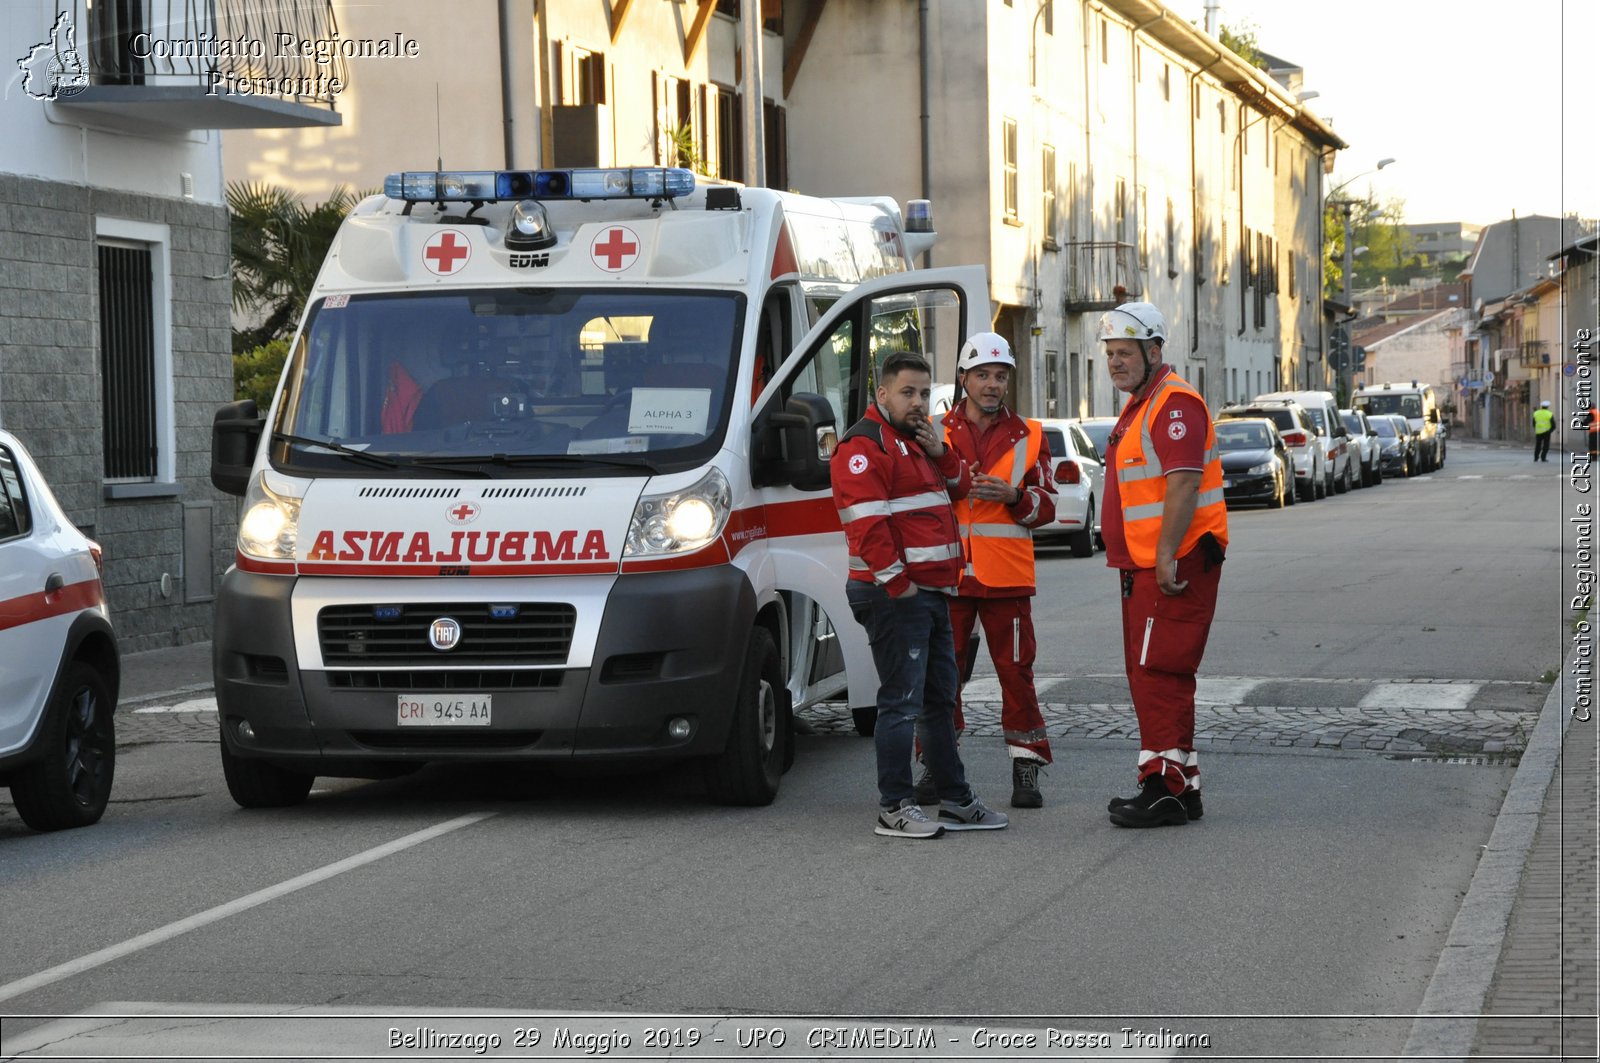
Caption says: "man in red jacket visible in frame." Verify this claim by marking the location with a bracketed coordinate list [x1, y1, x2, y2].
[833, 352, 1009, 839]
[934, 332, 1058, 808]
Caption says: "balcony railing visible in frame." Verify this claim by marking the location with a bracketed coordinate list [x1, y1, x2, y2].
[1062, 242, 1142, 312]
[1518, 340, 1551, 368]
[44, 0, 344, 128]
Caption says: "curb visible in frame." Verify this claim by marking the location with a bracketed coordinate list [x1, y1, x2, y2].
[1400, 650, 1577, 1059]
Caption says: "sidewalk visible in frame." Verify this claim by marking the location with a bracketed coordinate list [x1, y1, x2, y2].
[115, 639, 1595, 1056]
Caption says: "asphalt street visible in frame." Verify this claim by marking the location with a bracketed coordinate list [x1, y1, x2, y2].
[0, 440, 1576, 1060]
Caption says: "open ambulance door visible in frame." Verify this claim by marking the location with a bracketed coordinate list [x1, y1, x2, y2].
[749, 265, 989, 736]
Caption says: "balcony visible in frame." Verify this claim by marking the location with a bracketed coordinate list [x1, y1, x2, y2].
[1062, 242, 1143, 312]
[1517, 340, 1552, 369]
[42, 0, 344, 130]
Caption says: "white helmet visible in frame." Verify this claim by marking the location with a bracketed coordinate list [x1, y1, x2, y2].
[1097, 301, 1168, 344]
[1541, 400, 1551, 408]
[957, 332, 1016, 373]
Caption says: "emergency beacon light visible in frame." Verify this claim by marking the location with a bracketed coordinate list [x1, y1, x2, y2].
[384, 167, 696, 203]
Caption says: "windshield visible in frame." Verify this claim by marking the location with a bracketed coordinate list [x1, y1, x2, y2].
[1079, 420, 1114, 454]
[272, 288, 744, 476]
[1361, 393, 1423, 418]
[1340, 413, 1363, 434]
[1215, 423, 1271, 450]
[1303, 407, 1326, 430]
[1371, 418, 1398, 437]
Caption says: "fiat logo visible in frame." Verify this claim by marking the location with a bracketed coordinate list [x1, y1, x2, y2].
[428, 617, 462, 651]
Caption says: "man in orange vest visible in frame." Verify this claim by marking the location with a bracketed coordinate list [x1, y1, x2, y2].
[1097, 302, 1229, 828]
[925, 332, 1059, 808]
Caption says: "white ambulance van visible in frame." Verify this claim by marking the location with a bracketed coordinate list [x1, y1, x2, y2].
[209, 166, 986, 809]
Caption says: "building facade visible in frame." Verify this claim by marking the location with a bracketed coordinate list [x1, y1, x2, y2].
[1, 0, 340, 649]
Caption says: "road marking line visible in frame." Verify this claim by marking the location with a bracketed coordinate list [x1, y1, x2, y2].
[0, 812, 495, 1005]
[1360, 683, 1481, 710]
[133, 696, 217, 714]
[1194, 677, 1263, 704]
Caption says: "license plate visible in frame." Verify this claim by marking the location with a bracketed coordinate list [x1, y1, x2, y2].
[397, 694, 492, 726]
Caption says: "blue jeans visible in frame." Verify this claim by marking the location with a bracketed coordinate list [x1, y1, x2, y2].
[846, 581, 972, 810]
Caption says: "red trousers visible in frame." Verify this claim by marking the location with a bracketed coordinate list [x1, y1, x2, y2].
[1119, 546, 1222, 792]
[949, 595, 1052, 763]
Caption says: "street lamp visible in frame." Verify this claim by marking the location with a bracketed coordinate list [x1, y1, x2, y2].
[1327, 158, 1396, 398]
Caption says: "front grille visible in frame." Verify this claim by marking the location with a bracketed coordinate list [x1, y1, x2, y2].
[326, 669, 563, 691]
[349, 731, 542, 750]
[318, 603, 577, 665]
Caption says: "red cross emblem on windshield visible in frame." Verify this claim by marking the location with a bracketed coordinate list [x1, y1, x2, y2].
[424, 230, 472, 275]
[591, 226, 640, 272]
[446, 502, 480, 525]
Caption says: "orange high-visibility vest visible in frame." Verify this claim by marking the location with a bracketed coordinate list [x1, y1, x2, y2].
[1114, 375, 1228, 569]
[948, 418, 1042, 587]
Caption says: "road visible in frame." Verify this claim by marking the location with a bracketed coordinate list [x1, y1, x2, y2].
[0, 442, 1564, 1060]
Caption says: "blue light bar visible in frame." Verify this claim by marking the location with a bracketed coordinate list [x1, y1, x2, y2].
[384, 168, 696, 203]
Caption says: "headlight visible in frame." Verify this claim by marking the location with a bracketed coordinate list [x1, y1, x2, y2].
[1246, 461, 1273, 475]
[237, 473, 302, 561]
[624, 467, 732, 556]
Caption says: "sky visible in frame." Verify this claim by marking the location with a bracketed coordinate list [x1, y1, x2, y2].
[1199, 0, 1596, 228]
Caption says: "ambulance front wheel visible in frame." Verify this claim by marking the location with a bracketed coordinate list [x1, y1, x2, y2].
[703, 627, 788, 806]
[220, 724, 314, 808]
[851, 707, 877, 737]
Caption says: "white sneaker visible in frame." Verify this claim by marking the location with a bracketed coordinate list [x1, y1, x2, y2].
[938, 795, 1009, 831]
[875, 800, 946, 839]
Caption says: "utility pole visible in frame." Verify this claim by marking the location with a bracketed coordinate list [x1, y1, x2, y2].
[740, 0, 766, 189]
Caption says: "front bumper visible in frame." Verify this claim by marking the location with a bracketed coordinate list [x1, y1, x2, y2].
[1222, 472, 1278, 505]
[214, 566, 756, 773]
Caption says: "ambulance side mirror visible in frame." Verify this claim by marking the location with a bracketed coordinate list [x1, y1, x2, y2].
[211, 399, 264, 497]
[768, 392, 837, 492]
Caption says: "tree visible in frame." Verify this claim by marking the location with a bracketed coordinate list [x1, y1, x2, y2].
[1217, 21, 1264, 68]
[1323, 193, 1417, 297]
[227, 182, 367, 353]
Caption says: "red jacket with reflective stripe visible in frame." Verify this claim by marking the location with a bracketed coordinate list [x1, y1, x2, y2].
[831, 404, 972, 597]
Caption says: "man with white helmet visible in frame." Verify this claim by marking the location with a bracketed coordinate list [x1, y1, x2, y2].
[918, 330, 1059, 808]
[1532, 400, 1553, 462]
[1097, 302, 1228, 828]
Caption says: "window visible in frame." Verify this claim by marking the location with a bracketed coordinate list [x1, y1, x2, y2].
[0, 446, 30, 541]
[715, 84, 742, 183]
[1042, 145, 1057, 249]
[1165, 198, 1178, 278]
[764, 99, 789, 190]
[1002, 118, 1019, 222]
[1162, 62, 1171, 101]
[1100, 19, 1109, 63]
[1114, 178, 1127, 244]
[557, 44, 606, 105]
[1043, 0, 1053, 34]
[97, 217, 173, 487]
[1138, 185, 1148, 268]
[654, 73, 690, 165]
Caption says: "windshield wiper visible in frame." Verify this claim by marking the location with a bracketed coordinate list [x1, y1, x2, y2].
[272, 433, 487, 476]
[424, 453, 660, 474]
[273, 432, 402, 469]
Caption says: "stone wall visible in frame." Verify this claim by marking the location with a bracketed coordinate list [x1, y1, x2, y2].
[0, 174, 237, 652]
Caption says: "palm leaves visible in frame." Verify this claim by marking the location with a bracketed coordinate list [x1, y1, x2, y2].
[227, 182, 368, 353]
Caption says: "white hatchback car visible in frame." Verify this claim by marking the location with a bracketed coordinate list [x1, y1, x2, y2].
[1036, 417, 1102, 557]
[0, 431, 120, 832]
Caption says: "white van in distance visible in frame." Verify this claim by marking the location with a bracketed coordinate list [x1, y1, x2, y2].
[1354, 382, 1446, 472]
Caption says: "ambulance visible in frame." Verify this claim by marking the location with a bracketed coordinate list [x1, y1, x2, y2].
[209, 166, 987, 808]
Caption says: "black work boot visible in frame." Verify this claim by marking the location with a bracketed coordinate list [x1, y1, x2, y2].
[1108, 785, 1202, 820]
[1010, 758, 1045, 808]
[1107, 775, 1189, 828]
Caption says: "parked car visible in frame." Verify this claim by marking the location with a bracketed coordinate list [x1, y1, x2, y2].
[1371, 413, 1417, 477]
[1214, 417, 1294, 508]
[1076, 416, 1118, 460]
[1036, 418, 1102, 557]
[0, 431, 120, 832]
[1340, 409, 1384, 487]
[1217, 400, 1325, 502]
[1255, 390, 1356, 495]
[1354, 381, 1446, 472]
